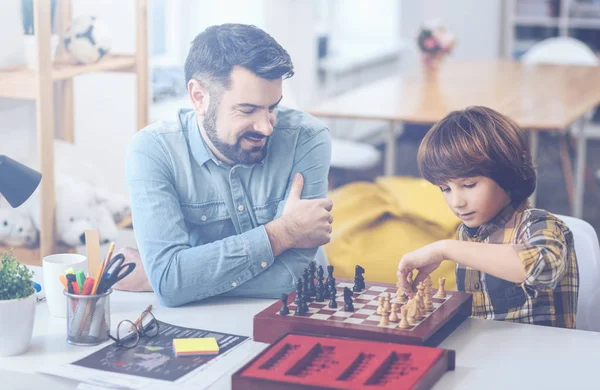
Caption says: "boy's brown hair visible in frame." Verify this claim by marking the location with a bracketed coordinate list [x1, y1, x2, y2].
[417, 106, 536, 202]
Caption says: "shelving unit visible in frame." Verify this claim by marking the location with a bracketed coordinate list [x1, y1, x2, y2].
[503, 0, 600, 58]
[0, 0, 148, 265]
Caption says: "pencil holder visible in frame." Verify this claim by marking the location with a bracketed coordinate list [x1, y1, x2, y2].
[64, 289, 112, 346]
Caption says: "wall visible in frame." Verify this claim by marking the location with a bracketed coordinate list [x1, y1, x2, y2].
[400, 0, 502, 71]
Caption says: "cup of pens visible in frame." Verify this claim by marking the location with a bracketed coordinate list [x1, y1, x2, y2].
[61, 243, 136, 346]
[64, 288, 112, 345]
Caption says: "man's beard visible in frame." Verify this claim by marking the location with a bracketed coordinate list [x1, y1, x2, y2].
[203, 102, 269, 165]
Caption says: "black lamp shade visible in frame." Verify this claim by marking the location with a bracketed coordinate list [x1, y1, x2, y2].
[0, 155, 42, 208]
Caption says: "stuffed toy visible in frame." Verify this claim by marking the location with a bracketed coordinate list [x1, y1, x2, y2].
[0, 204, 38, 248]
[24, 174, 122, 247]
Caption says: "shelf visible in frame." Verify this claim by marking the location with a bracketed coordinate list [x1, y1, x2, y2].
[0, 54, 137, 99]
[1, 244, 76, 266]
[514, 15, 561, 27]
[569, 18, 600, 29]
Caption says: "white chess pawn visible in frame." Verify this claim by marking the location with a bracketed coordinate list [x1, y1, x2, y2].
[376, 296, 384, 315]
[383, 296, 391, 314]
[399, 306, 411, 329]
[389, 303, 400, 322]
[379, 313, 390, 326]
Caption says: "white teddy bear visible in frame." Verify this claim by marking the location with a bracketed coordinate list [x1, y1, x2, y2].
[0, 205, 38, 248]
[22, 174, 121, 247]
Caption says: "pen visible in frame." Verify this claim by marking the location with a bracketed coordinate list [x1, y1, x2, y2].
[59, 274, 68, 291]
[65, 267, 75, 276]
[67, 280, 74, 294]
[81, 278, 94, 295]
[75, 270, 86, 292]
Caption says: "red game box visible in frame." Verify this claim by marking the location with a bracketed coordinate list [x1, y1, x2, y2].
[254, 279, 472, 346]
[232, 333, 455, 390]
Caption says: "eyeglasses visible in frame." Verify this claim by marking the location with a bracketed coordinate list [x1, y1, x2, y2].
[108, 304, 160, 348]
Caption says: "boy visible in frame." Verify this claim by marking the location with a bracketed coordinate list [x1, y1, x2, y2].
[397, 106, 579, 328]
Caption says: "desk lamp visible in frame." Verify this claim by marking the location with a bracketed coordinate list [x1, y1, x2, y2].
[0, 155, 42, 208]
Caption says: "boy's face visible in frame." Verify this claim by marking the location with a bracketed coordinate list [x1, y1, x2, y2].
[439, 176, 511, 228]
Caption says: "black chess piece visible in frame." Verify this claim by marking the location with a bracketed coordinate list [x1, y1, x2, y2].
[308, 261, 317, 297]
[294, 301, 307, 316]
[353, 265, 365, 292]
[294, 280, 303, 305]
[317, 265, 324, 281]
[343, 287, 354, 312]
[325, 265, 334, 286]
[315, 284, 325, 302]
[279, 293, 290, 315]
[328, 276, 336, 291]
[302, 269, 312, 303]
[328, 287, 338, 308]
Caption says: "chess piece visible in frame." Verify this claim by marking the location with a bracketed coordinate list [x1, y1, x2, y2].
[294, 280, 303, 305]
[383, 296, 391, 314]
[436, 277, 447, 298]
[315, 266, 325, 302]
[343, 287, 354, 312]
[399, 306, 411, 329]
[328, 288, 338, 308]
[294, 301, 307, 316]
[279, 293, 290, 315]
[325, 265, 334, 286]
[406, 299, 418, 325]
[378, 312, 390, 326]
[389, 303, 399, 322]
[376, 296, 384, 315]
[353, 265, 365, 292]
[308, 261, 317, 297]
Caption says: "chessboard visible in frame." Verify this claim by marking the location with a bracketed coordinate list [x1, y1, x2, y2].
[232, 333, 455, 390]
[254, 278, 472, 346]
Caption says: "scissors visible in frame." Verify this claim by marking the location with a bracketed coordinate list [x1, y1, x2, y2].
[98, 253, 136, 294]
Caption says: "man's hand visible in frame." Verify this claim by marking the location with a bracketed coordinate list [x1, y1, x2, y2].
[266, 173, 333, 256]
[397, 240, 445, 296]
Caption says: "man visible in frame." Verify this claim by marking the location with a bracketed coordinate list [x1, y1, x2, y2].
[126, 24, 332, 307]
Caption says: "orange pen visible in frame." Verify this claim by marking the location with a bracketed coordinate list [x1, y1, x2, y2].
[59, 274, 69, 291]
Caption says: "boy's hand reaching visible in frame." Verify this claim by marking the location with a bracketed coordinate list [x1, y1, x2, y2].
[397, 240, 445, 295]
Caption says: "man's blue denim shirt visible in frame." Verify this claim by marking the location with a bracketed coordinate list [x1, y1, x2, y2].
[126, 107, 331, 307]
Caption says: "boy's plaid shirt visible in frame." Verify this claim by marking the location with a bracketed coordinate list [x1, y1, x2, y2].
[456, 200, 579, 328]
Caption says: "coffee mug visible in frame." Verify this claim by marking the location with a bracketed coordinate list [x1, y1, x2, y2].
[42, 253, 87, 318]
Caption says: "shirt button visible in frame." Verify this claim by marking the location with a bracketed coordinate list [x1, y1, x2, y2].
[238, 205, 245, 212]
[474, 283, 480, 290]
[231, 282, 238, 287]
[261, 261, 267, 268]
[201, 215, 207, 221]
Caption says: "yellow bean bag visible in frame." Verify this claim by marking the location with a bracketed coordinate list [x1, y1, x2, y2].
[325, 177, 460, 290]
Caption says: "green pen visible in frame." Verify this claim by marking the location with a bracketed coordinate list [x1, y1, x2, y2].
[75, 269, 86, 291]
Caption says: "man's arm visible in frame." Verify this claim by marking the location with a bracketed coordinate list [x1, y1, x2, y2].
[223, 126, 333, 297]
[126, 131, 277, 307]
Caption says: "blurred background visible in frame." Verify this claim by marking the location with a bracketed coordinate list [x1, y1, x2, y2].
[0, 0, 599, 265]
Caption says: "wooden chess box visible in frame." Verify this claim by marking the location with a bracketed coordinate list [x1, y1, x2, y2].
[232, 333, 455, 390]
[254, 279, 472, 346]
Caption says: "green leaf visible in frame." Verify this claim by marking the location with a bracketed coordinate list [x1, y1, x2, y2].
[0, 250, 34, 300]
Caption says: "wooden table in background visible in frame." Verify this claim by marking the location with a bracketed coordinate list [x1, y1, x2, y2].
[309, 59, 600, 218]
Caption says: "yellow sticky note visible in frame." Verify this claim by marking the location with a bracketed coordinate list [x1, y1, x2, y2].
[173, 338, 219, 356]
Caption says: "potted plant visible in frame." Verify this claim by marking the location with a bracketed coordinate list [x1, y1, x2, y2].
[0, 250, 37, 356]
[21, 0, 59, 69]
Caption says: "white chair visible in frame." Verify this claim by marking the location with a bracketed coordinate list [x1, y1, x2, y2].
[521, 37, 600, 67]
[521, 37, 600, 212]
[556, 214, 600, 332]
[281, 82, 381, 173]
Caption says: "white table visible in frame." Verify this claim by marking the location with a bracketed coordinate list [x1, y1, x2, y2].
[2, 290, 599, 390]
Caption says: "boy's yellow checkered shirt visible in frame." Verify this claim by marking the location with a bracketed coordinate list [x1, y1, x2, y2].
[456, 200, 579, 328]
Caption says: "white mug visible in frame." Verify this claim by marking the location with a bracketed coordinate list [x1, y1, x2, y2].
[42, 253, 87, 318]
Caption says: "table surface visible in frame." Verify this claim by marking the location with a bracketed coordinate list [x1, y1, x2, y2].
[2, 288, 599, 390]
[308, 59, 600, 130]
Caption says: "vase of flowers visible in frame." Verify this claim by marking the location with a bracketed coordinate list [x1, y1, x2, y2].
[416, 19, 456, 73]
[21, 0, 59, 69]
[0, 251, 37, 357]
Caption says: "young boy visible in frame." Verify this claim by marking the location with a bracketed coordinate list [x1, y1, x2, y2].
[397, 106, 579, 328]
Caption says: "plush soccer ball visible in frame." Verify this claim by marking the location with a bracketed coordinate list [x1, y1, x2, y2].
[63, 15, 112, 64]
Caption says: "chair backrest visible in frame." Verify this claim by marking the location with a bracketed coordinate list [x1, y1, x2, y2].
[521, 37, 600, 66]
[556, 214, 600, 331]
